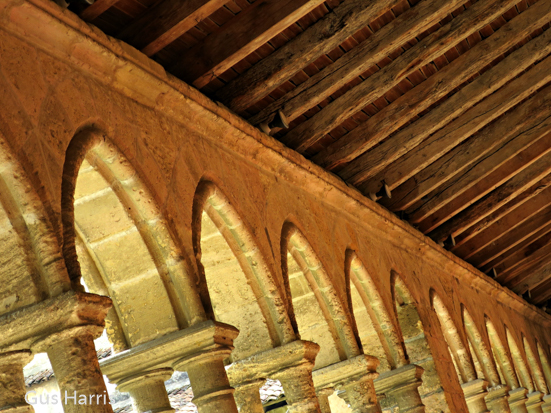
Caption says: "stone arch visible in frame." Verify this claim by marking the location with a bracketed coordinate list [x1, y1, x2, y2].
[485, 318, 519, 390]
[463, 307, 501, 387]
[192, 181, 295, 361]
[523, 335, 548, 394]
[431, 291, 477, 384]
[505, 327, 535, 392]
[346, 250, 406, 371]
[61, 127, 205, 349]
[391, 272, 449, 411]
[281, 223, 360, 369]
[0, 132, 71, 316]
[537, 341, 551, 390]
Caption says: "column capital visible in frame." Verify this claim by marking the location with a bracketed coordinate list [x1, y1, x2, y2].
[116, 368, 175, 413]
[312, 354, 379, 390]
[526, 391, 544, 413]
[541, 394, 551, 413]
[374, 364, 424, 394]
[508, 387, 529, 411]
[462, 379, 490, 413]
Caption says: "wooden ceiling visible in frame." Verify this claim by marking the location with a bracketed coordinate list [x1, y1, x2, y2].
[72, 0, 551, 307]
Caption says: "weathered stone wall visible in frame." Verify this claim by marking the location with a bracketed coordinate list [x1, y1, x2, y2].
[1, 0, 551, 411]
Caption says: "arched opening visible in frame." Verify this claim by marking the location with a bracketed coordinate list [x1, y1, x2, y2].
[463, 307, 501, 387]
[431, 292, 477, 385]
[523, 335, 548, 394]
[63, 130, 205, 351]
[282, 223, 360, 369]
[193, 181, 295, 362]
[391, 273, 449, 412]
[537, 341, 551, 390]
[505, 327, 535, 393]
[485, 318, 519, 390]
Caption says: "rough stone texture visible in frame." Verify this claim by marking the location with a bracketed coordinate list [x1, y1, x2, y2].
[0, 0, 550, 412]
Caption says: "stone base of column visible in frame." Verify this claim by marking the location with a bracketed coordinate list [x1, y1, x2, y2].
[117, 368, 175, 413]
[526, 391, 544, 413]
[374, 364, 425, 413]
[485, 384, 510, 413]
[508, 387, 529, 413]
[462, 379, 490, 413]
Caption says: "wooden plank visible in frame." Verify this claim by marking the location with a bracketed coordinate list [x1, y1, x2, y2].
[169, 0, 326, 89]
[411, 129, 551, 231]
[453, 186, 551, 261]
[467, 204, 551, 268]
[452, 176, 551, 249]
[481, 221, 551, 274]
[118, 0, 232, 57]
[80, 0, 120, 21]
[245, 0, 465, 125]
[215, 0, 402, 113]
[528, 269, 551, 305]
[498, 234, 551, 285]
[510, 260, 551, 295]
[291, 0, 550, 155]
[386, 83, 551, 213]
[357, 48, 551, 194]
[427, 149, 551, 243]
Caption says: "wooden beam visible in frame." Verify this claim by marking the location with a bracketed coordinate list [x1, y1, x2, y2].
[411, 127, 551, 230]
[499, 235, 551, 286]
[453, 186, 551, 261]
[118, 0, 232, 57]
[510, 261, 551, 295]
[529, 270, 551, 305]
[246, 0, 467, 126]
[449, 175, 551, 249]
[215, 0, 402, 114]
[467, 204, 551, 268]
[358, 49, 551, 196]
[169, 0, 326, 89]
[80, 0, 120, 21]
[304, 0, 551, 160]
[386, 81, 551, 213]
[481, 221, 551, 274]
[428, 149, 551, 243]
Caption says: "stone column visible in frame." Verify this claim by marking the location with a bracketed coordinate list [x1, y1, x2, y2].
[0, 351, 34, 412]
[316, 388, 334, 413]
[37, 326, 112, 413]
[272, 360, 321, 413]
[485, 384, 511, 413]
[340, 373, 381, 413]
[508, 388, 529, 413]
[375, 364, 425, 413]
[117, 368, 175, 413]
[174, 347, 238, 413]
[462, 379, 490, 413]
[232, 379, 264, 413]
[526, 391, 544, 413]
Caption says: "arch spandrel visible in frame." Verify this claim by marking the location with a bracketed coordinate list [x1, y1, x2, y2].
[347, 250, 406, 371]
[283, 223, 360, 369]
[523, 335, 548, 394]
[486, 317, 519, 390]
[536, 341, 551, 390]
[392, 273, 450, 412]
[193, 181, 295, 361]
[0, 133, 71, 316]
[505, 327, 535, 393]
[64, 129, 206, 349]
[463, 307, 501, 387]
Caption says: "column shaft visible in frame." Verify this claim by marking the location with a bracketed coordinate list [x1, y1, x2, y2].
[375, 364, 425, 413]
[117, 368, 174, 413]
[526, 391, 544, 413]
[485, 385, 511, 413]
[0, 351, 34, 413]
[341, 375, 381, 413]
[233, 380, 264, 413]
[509, 388, 529, 413]
[273, 363, 321, 413]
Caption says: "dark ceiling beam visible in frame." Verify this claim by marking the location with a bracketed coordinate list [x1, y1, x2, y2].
[169, 0, 326, 89]
[427, 149, 551, 243]
[359, 51, 551, 197]
[215, 0, 403, 114]
[411, 128, 551, 230]
[386, 79, 551, 214]
[511, 261, 551, 296]
[453, 187, 551, 262]
[529, 272, 551, 305]
[451, 176, 551, 249]
[246, 0, 467, 126]
[305, 0, 551, 162]
[118, 0, 232, 57]
[80, 0, 120, 21]
[500, 238, 551, 289]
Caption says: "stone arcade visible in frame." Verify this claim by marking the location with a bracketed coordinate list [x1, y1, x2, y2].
[0, 0, 551, 412]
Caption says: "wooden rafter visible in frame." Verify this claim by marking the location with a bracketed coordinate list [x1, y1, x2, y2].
[530, 272, 551, 304]
[80, 0, 120, 21]
[169, 0, 326, 89]
[510, 257, 551, 295]
[500, 236, 551, 287]
[215, 0, 402, 113]
[118, 0, 232, 57]
[305, 0, 551, 162]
